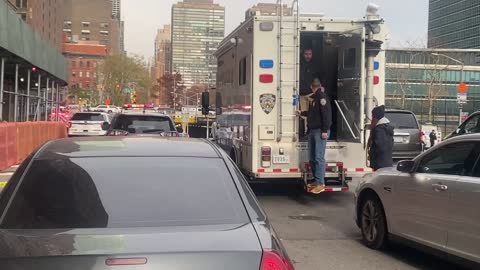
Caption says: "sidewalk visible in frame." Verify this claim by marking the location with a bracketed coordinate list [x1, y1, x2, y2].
[0, 165, 18, 188]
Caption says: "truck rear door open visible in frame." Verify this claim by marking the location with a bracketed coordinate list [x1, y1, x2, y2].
[336, 27, 365, 143]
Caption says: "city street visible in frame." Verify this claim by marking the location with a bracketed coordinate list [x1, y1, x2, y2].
[253, 181, 467, 270]
[0, 167, 468, 270]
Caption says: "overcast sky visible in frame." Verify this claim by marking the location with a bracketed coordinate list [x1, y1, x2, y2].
[122, 0, 429, 59]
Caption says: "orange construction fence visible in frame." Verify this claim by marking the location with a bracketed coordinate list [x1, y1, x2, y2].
[0, 122, 67, 170]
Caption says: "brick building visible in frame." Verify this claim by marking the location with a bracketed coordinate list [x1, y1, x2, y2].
[63, 41, 108, 91]
[7, 0, 64, 50]
[63, 0, 121, 54]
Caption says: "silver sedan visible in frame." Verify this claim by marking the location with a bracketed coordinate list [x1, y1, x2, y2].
[355, 134, 480, 267]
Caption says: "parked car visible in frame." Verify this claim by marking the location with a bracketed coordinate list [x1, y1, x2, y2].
[355, 134, 480, 267]
[445, 111, 480, 139]
[0, 137, 294, 270]
[93, 105, 120, 114]
[68, 112, 111, 137]
[385, 109, 423, 160]
[106, 111, 177, 136]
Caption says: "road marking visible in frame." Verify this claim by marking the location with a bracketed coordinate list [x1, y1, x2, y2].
[11, 165, 19, 169]
[0, 172, 14, 176]
[0, 181, 7, 188]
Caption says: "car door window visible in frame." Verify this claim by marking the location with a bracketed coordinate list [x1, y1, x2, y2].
[417, 142, 480, 176]
[461, 114, 480, 134]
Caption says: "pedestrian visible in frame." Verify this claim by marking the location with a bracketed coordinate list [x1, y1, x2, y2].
[430, 130, 437, 147]
[368, 105, 394, 171]
[299, 48, 321, 139]
[299, 78, 332, 194]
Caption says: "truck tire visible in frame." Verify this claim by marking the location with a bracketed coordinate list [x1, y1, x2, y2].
[360, 195, 388, 249]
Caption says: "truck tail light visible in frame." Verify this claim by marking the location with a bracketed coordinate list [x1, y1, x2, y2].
[261, 146, 272, 168]
[260, 74, 274, 83]
[260, 250, 295, 270]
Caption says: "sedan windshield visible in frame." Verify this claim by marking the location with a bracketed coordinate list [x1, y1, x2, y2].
[113, 115, 174, 134]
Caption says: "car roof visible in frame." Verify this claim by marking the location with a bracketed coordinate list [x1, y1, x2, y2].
[118, 111, 170, 117]
[445, 133, 480, 143]
[385, 109, 415, 114]
[36, 137, 220, 159]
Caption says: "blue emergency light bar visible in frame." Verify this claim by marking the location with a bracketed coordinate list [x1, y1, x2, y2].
[374, 61, 380, 70]
[260, 60, 274, 69]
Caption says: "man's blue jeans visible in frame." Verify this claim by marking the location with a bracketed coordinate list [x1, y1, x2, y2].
[309, 129, 330, 185]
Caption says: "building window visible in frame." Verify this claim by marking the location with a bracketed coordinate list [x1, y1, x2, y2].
[72, 72, 76, 77]
[86, 61, 90, 68]
[100, 30, 109, 36]
[81, 30, 91, 35]
[86, 72, 90, 78]
[79, 61, 84, 68]
[82, 22, 90, 27]
[239, 57, 247, 86]
[71, 61, 76, 68]
[100, 23, 109, 28]
[79, 72, 83, 78]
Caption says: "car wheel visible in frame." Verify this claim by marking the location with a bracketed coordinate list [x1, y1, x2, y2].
[360, 196, 387, 249]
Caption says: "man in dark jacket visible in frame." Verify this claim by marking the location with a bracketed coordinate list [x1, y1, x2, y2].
[300, 78, 332, 194]
[368, 105, 394, 171]
[299, 48, 321, 139]
[429, 130, 437, 147]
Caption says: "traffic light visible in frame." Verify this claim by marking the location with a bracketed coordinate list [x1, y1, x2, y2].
[201, 92, 209, 115]
[132, 90, 137, 104]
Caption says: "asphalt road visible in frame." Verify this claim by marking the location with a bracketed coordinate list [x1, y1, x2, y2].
[253, 180, 470, 270]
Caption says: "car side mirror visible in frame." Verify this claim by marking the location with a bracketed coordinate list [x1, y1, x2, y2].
[101, 122, 110, 131]
[397, 160, 415, 173]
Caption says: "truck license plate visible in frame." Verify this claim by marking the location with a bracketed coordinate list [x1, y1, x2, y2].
[394, 136, 404, 143]
[273, 156, 290, 164]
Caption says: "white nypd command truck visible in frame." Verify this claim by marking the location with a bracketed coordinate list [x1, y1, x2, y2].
[213, 1, 387, 192]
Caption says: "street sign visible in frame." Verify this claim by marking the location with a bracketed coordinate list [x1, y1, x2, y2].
[457, 93, 467, 105]
[457, 82, 468, 93]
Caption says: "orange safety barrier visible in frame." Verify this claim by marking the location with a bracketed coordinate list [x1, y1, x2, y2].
[5, 123, 17, 169]
[0, 123, 7, 170]
[0, 122, 68, 170]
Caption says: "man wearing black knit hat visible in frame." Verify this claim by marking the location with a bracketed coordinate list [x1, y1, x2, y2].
[368, 105, 394, 171]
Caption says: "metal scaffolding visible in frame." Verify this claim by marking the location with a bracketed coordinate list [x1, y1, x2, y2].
[0, 56, 67, 122]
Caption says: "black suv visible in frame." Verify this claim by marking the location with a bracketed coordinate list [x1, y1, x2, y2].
[106, 111, 177, 136]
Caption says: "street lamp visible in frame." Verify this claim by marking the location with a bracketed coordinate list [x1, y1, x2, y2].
[431, 53, 465, 82]
[431, 53, 465, 125]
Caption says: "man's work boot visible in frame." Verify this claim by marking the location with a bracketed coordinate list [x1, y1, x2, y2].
[310, 185, 325, 194]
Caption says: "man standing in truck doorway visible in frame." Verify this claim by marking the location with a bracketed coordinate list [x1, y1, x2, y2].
[299, 48, 320, 139]
[300, 78, 332, 194]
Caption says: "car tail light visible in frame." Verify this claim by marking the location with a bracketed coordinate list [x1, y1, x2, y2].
[261, 250, 295, 270]
[106, 257, 147, 266]
[261, 146, 272, 168]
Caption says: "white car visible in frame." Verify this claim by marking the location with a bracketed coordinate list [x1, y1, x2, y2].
[355, 134, 480, 267]
[68, 112, 111, 137]
[93, 105, 119, 114]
